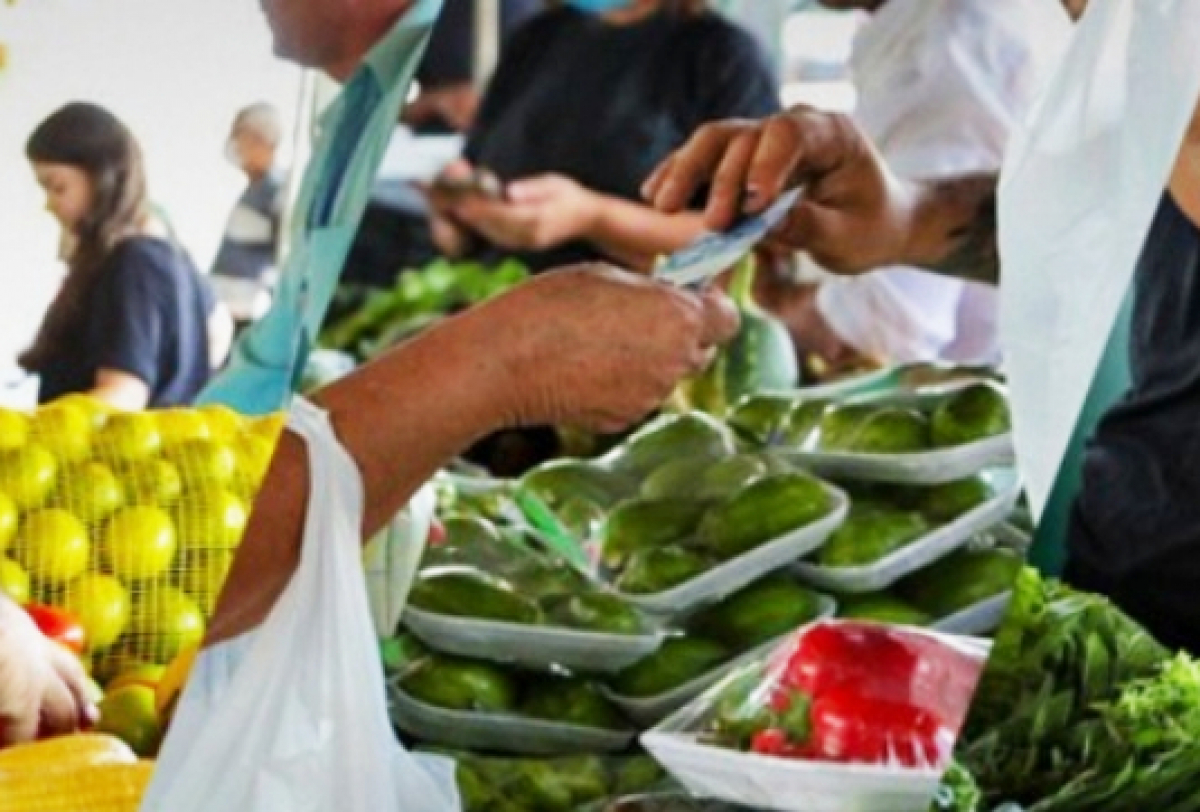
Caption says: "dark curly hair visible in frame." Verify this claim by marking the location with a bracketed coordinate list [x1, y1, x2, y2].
[21, 102, 149, 372]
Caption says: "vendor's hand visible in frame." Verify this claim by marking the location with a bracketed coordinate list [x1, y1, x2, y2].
[450, 174, 600, 252]
[476, 264, 739, 433]
[0, 596, 95, 746]
[642, 107, 919, 275]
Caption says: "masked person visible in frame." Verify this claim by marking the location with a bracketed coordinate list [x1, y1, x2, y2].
[426, 0, 781, 275]
[179, 0, 740, 642]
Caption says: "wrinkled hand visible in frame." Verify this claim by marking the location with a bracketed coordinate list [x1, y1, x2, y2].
[0, 596, 95, 746]
[449, 174, 600, 252]
[642, 107, 919, 275]
[476, 264, 739, 433]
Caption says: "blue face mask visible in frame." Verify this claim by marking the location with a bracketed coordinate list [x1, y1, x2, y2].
[564, 0, 631, 14]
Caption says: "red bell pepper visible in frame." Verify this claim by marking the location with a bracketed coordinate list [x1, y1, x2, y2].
[809, 688, 952, 769]
[779, 621, 983, 730]
[24, 603, 86, 655]
[782, 622, 920, 698]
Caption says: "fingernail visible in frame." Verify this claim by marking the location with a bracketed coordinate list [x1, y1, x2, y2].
[742, 187, 762, 212]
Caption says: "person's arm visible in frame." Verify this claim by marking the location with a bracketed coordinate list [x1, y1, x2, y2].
[903, 174, 999, 285]
[643, 108, 1000, 285]
[206, 265, 739, 644]
[584, 194, 706, 271]
[0, 595, 95, 746]
[449, 176, 705, 272]
[90, 369, 150, 411]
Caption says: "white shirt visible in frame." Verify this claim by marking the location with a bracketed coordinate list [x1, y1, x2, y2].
[813, 0, 1073, 364]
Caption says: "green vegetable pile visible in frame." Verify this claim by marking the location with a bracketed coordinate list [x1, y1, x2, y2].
[320, 258, 529, 361]
[943, 567, 1200, 812]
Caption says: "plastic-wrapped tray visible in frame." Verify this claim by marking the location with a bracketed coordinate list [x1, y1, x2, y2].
[931, 591, 1012, 636]
[387, 677, 635, 755]
[640, 733, 944, 812]
[614, 484, 849, 616]
[781, 387, 1014, 485]
[402, 606, 666, 673]
[793, 469, 1020, 594]
[783, 438, 1013, 486]
[641, 631, 991, 812]
[778, 363, 999, 404]
[603, 597, 837, 727]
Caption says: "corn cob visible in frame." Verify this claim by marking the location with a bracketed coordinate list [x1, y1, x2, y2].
[0, 734, 135, 776]
[0, 760, 154, 812]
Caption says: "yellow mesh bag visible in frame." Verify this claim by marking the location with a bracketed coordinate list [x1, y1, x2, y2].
[0, 394, 283, 687]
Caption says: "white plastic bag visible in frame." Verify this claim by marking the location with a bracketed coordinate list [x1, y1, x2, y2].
[998, 0, 1200, 519]
[139, 398, 460, 812]
[364, 481, 436, 638]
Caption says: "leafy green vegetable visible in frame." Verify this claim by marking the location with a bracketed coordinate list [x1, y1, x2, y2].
[928, 762, 981, 812]
[956, 568, 1197, 811]
[319, 258, 530, 360]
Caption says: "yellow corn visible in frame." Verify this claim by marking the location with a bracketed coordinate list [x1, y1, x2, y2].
[0, 760, 154, 812]
[0, 734, 135, 776]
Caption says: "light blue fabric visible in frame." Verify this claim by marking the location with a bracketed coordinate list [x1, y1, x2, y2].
[198, 0, 443, 415]
[1026, 286, 1134, 577]
[563, 0, 631, 14]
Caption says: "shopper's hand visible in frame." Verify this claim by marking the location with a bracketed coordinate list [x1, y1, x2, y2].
[450, 174, 600, 252]
[476, 264, 739, 433]
[422, 159, 479, 258]
[642, 107, 919, 275]
[0, 596, 96, 746]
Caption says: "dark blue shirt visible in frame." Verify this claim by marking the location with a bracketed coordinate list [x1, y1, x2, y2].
[462, 7, 781, 271]
[1067, 192, 1200, 651]
[37, 236, 215, 407]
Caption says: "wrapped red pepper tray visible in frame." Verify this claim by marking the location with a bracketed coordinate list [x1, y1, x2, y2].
[642, 619, 988, 812]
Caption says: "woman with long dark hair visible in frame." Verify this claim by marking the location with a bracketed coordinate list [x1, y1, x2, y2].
[21, 102, 230, 409]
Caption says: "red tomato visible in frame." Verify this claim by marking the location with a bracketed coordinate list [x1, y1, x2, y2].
[24, 603, 86, 654]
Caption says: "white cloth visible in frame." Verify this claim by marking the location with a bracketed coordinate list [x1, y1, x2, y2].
[813, 0, 1073, 364]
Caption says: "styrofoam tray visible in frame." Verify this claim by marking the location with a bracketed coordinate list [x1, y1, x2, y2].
[613, 484, 849, 616]
[387, 677, 635, 755]
[793, 470, 1021, 594]
[603, 597, 837, 727]
[931, 591, 1012, 636]
[781, 385, 1012, 485]
[641, 732, 943, 812]
[778, 367, 898, 400]
[783, 433, 1014, 485]
[641, 631, 991, 812]
[402, 606, 666, 673]
[770, 363, 997, 406]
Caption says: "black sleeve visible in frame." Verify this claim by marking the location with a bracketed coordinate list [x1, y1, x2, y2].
[686, 17, 782, 130]
[92, 247, 168, 390]
[464, 9, 567, 163]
